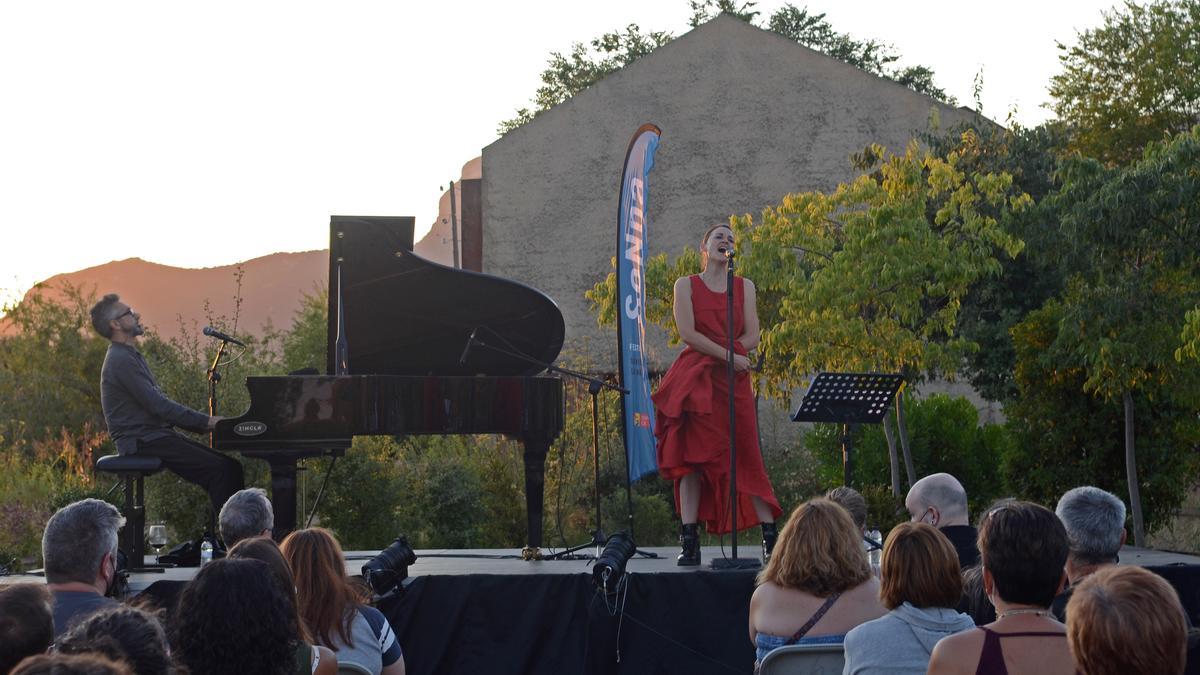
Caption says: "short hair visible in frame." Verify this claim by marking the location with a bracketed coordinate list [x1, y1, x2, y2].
[219, 488, 274, 547]
[978, 501, 1069, 607]
[1055, 486, 1126, 566]
[910, 473, 969, 523]
[826, 486, 868, 530]
[0, 583, 54, 674]
[89, 294, 122, 339]
[11, 653, 133, 675]
[42, 499, 125, 585]
[879, 522, 963, 610]
[757, 498, 871, 596]
[1067, 566, 1187, 675]
[171, 558, 299, 675]
[56, 605, 172, 675]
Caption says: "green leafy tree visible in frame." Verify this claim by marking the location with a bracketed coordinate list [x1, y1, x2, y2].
[1004, 302, 1200, 537]
[766, 4, 953, 103]
[919, 121, 1075, 402]
[497, 24, 673, 134]
[688, 0, 761, 26]
[1037, 127, 1200, 544]
[1049, 0, 1200, 165]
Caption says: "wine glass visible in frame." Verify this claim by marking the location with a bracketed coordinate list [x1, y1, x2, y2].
[147, 524, 169, 562]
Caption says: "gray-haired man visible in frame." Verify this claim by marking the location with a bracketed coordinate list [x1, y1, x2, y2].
[905, 473, 979, 568]
[42, 499, 124, 636]
[218, 488, 275, 546]
[90, 293, 243, 512]
[1052, 485, 1127, 621]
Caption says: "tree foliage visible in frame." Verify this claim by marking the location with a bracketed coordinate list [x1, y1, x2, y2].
[766, 5, 953, 103]
[1049, 0, 1200, 165]
[497, 24, 673, 134]
[1004, 302, 1200, 535]
[500, 2, 953, 134]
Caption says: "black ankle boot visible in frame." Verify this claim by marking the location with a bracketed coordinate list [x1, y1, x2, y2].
[761, 522, 778, 563]
[677, 523, 700, 566]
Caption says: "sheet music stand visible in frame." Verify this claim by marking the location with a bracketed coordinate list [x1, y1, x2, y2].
[792, 373, 905, 487]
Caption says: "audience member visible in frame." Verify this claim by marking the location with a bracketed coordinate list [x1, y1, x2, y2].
[0, 583, 54, 675]
[1051, 486, 1126, 621]
[41, 499, 123, 636]
[1067, 565, 1187, 675]
[905, 473, 978, 568]
[281, 528, 406, 675]
[218, 488, 274, 547]
[748, 498, 885, 665]
[928, 501, 1073, 675]
[171, 558, 307, 675]
[227, 536, 337, 675]
[826, 486, 868, 531]
[10, 654, 132, 675]
[843, 522, 974, 674]
[55, 606, 172, 675]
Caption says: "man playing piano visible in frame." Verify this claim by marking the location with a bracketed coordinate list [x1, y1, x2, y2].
[90, 293, 243, 514]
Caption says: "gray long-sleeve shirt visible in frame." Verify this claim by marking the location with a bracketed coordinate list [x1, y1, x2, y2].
[100, 342, 209, 454]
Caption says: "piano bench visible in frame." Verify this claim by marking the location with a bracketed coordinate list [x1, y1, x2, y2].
[95, 455, 164, 572]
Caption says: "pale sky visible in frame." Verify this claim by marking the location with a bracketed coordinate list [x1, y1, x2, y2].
[0, 0, 1119, 307]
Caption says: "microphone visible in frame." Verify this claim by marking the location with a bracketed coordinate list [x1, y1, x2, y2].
[202, 326, 246, 347]
[458, 328, 478, 366]
[721, 247, 735, 259]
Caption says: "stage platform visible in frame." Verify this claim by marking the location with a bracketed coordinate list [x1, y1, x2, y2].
[6, 545, 1200, 675]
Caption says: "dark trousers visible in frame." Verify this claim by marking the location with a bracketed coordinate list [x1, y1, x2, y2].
[136, 433, 244, 513]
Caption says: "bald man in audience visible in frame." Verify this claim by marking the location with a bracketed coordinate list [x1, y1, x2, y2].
[905, 473, 978, 568]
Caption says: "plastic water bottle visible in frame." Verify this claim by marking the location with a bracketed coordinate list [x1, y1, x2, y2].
[200, 539, 213, 566]
[867, 529, 882, 567]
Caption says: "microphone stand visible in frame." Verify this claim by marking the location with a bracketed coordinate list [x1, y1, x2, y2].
[202, 339, 228, 544]
[464, 329, 657, 561]
[711, 251, 760, 570]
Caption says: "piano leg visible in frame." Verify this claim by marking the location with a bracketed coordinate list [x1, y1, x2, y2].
[522, 435, 552, 554]
[267, 459, 300, 541]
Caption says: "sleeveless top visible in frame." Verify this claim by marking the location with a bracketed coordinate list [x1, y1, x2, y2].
[975, 626, 1071, 675]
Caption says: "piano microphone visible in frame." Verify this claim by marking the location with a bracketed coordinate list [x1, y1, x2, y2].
[458, 327, 479, 366]
[203, 326, 246, 347]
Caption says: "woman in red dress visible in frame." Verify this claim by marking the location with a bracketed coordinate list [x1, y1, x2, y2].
[652, 223, 782, 566]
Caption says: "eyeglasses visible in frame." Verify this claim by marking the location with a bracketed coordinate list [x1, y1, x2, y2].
[113, 308, 133, 321]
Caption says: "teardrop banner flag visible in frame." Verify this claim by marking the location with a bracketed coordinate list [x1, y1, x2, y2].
[616, 123, 661, 483]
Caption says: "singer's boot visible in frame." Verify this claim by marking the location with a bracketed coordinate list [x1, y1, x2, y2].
[677, 523, 700, 566]
[761, 522, 778, 563]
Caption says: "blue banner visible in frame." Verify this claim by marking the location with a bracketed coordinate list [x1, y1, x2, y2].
[616, 124, 661, 483]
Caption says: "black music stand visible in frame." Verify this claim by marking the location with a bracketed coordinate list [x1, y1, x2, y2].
[792, 373, 904, 487]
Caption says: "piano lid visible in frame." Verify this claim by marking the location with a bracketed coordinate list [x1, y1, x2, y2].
[325, 215, 566, 377]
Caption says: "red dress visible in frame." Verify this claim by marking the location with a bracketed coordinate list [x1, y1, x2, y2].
[652, 275, 782, 534]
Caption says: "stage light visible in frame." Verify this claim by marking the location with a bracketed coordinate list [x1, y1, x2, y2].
[592, 530, 637, 593]
[362, 535, 417, 597]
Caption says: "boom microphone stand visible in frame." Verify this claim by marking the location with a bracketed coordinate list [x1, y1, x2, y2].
[711, 248, 760, 570]
[462, 327, 655, 560]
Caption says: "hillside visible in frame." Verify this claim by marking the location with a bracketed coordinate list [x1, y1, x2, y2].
[8, 251, 328, 341]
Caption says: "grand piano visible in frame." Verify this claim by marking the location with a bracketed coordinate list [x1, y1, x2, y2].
[214, 216, 566, 554]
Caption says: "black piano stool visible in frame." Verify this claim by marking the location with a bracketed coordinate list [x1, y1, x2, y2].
[95, 454, 164, 573]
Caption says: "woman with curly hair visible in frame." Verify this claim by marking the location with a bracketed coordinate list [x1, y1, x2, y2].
[749, 498, 885, 665]
[171, 558, 307, 675]
[56, 605, 173, 675]
[227, 536, 337, 675]
[281, 528, 405, 675]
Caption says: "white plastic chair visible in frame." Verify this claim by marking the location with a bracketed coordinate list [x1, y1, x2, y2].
[757, 643, 846, 675]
